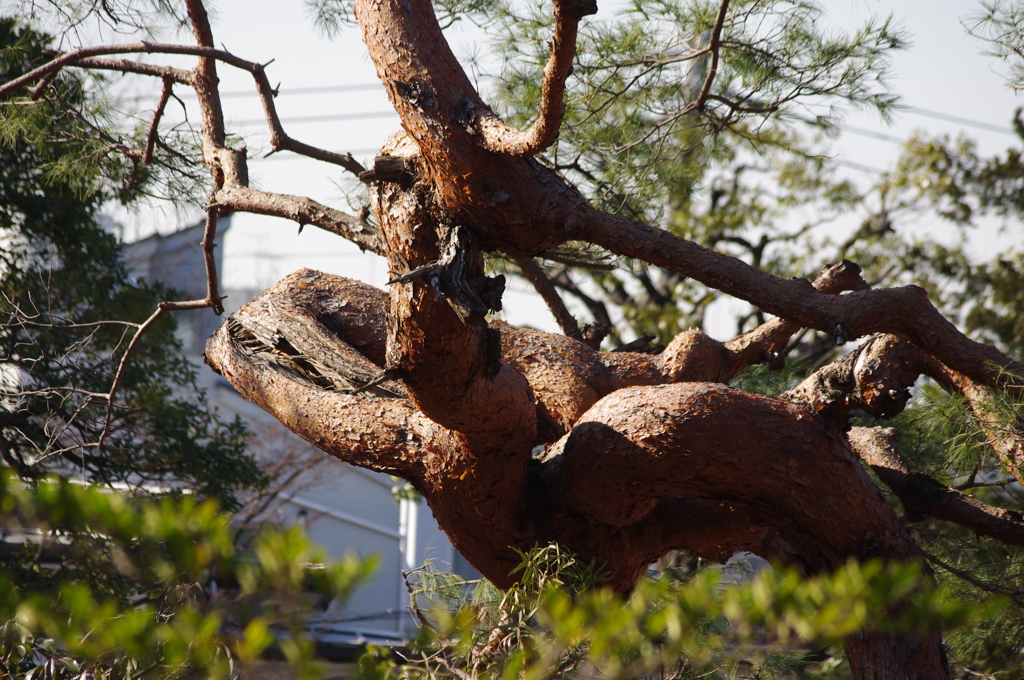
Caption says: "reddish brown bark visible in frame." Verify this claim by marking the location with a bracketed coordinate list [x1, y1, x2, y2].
[203, 265, 949, 676]
[33, 0, 1024, 675]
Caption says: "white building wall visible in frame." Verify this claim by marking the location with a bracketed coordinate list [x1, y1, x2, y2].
[124, 220, 475, 637]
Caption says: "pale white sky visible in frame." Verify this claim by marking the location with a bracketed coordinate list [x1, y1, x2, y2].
[69, 0, 1024, 337]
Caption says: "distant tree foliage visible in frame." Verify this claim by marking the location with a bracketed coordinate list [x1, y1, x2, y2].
[0, 19, 262, 509]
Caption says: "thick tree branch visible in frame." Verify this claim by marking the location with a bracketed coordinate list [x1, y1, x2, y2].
[581, 207, 1024, 393]
[848, 426, 1024, 549]
[926, 364, 1024, 486]
[372, 145, 535, 447]
[470, 0, 597, 156]
[546, 382, 916, 568]
[722, 260, 869, 374]
[354, 0, 1018, 409]
[204, 320, 431, 477]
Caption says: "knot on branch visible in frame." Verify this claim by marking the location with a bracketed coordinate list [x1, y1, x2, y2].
[358, 154, 415, 185]
[782, 335, 921, 421]
[388, 223, 505, 327]
[558, 0, 598, 20]
[394, 78, 438, 111]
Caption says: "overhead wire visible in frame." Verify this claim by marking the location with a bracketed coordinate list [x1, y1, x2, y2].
[192, 82, 1018, 136]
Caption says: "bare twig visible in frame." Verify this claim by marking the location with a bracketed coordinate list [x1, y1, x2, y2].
[246, 62, 366, 176]
[214, 179, 380, 253]
[96, 297, 216, 453]
[200, 206, 225, 314]
[693, 0, 732, 111]
[97, 203, 225, 453]
[550, 269, 615, 330]
[142, 75, 174, 164]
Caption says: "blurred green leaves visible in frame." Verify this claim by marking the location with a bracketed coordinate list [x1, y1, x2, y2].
[0, 469, 376, 679]
[376, 545, 999, 680]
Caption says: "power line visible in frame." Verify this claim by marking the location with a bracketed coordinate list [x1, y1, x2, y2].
[903, 105, 1016, 136]
[233, 111, 397, 126]
[179, 81, 1017, 138]
[181, 83, 384, 99]
[841, 125, 907, 144]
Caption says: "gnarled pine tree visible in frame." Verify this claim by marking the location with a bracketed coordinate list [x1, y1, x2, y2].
[4, 1, 1024, 678]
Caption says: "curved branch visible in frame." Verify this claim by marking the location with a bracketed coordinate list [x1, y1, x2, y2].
[471, 0, 596, 156]
[512, 254, 583, 340]
[581, 207, 1024, 392]
[203, 281, 431, 476]
[546, 383, 916, 565]
[693, 0, 731, 111]
[849, 426, 1024, 549]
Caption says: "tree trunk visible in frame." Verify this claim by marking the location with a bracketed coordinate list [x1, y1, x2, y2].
[198, 0, 1015, 676]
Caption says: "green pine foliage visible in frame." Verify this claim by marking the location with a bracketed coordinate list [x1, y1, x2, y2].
[0, 18, 263, 510]
[369, 544, 998, 680]
[0, 18, 360, 679]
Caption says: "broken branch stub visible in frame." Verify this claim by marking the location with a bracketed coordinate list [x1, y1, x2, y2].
[388, 222, 505, 327]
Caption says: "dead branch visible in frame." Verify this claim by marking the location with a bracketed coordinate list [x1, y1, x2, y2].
[67, 56, 194, 85]
[202, 285, 435, 476]
[0, 42, 256, 100]
[200, 207, 225, 315]
[214, 178, 381, 254]
[244, 61, 367, 176]
[122, 74, 175, 190]
[97, 297, 214, 453]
